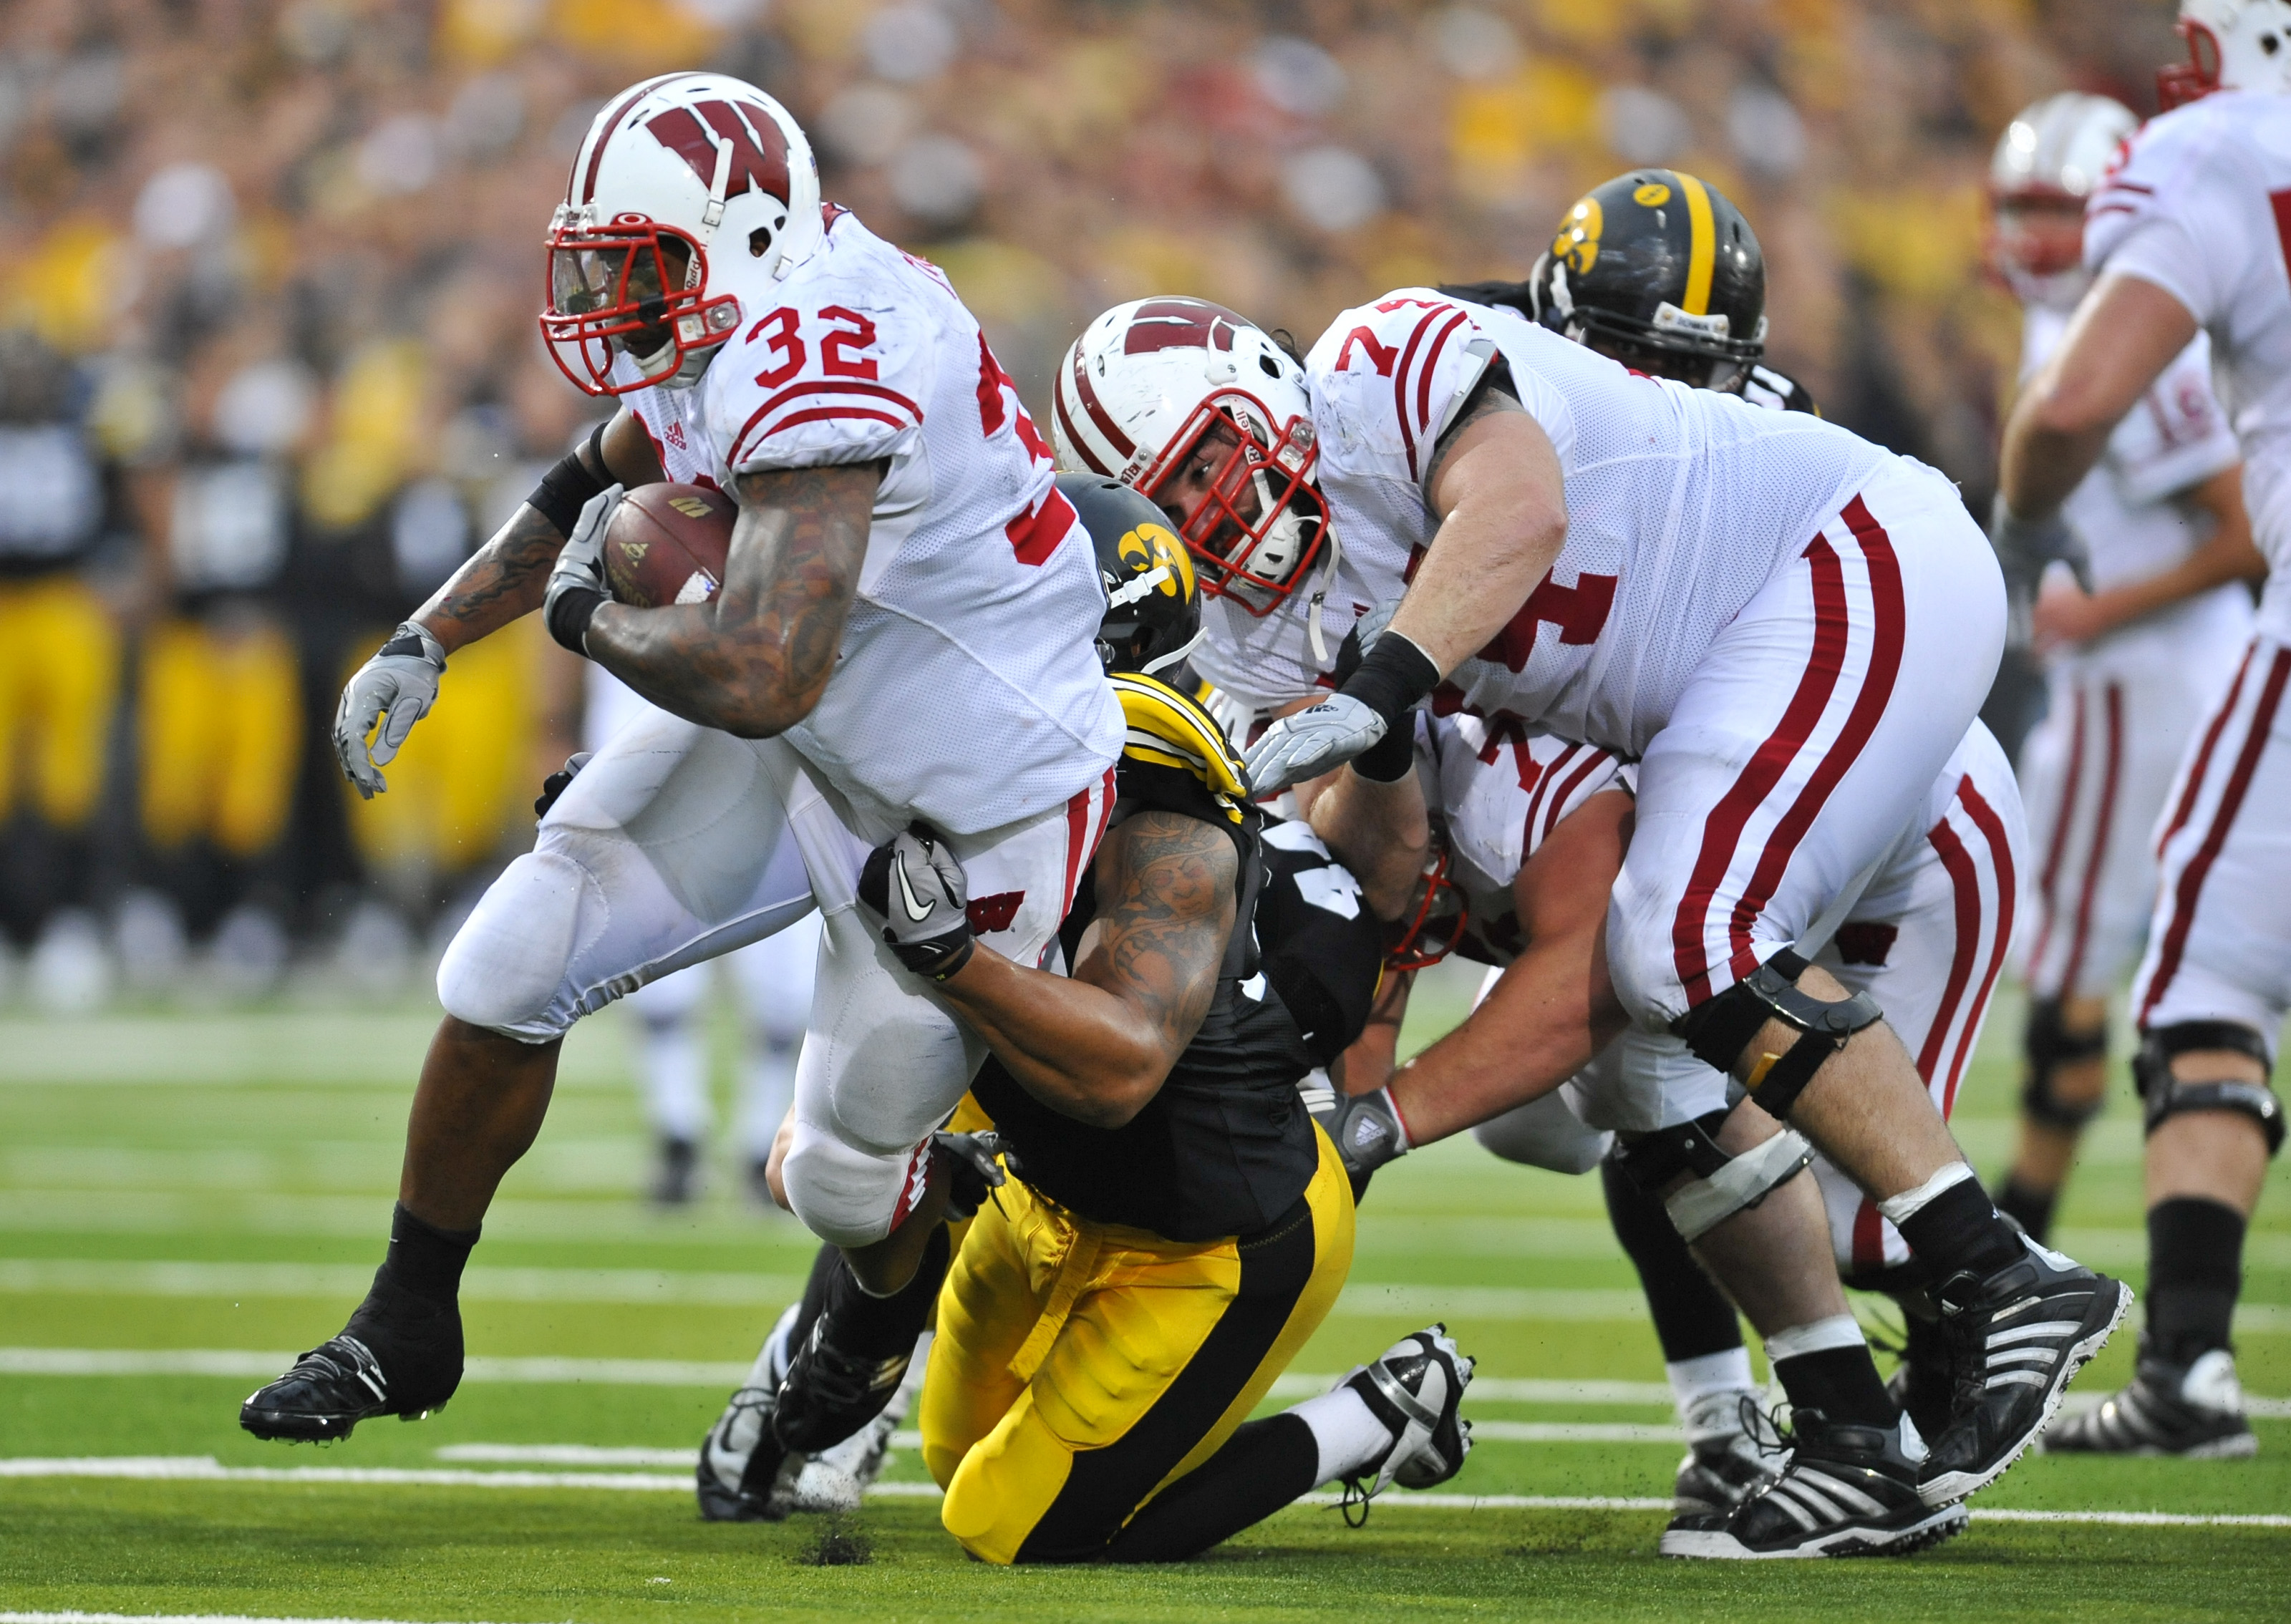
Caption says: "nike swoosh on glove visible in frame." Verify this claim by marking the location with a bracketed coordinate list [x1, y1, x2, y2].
[544, 483, 622, 654]
[856, 822, 977, 980]
[1242, 692, 1387, 798]
[333, 621, 446, 799]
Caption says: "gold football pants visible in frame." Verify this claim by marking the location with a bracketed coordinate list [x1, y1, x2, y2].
[139, 616, 299, 857]
[920, 1126, 1352, 1565]
[0, 574, 119, 830]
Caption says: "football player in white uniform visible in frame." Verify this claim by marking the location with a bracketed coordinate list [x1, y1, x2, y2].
[1056, 276, 2124, 1517]
[240, 74, 1123, 1453]
[2000, 4, 2291, 1458]
[1985, 92, 2266, 1250]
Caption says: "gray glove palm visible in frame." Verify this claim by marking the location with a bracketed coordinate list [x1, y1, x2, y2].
[333, 621, 446, 799]
[1242, 692, 1387, 799]
[857, 822, 977, 980]
[1990, 493, 2092, 648]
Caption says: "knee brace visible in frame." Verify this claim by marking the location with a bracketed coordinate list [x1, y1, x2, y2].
[2021, 996, 2109, 1130]
[1611, 1109, 1816, 1243]
[2133, 1021, 2284, 1156]
[1672, 950, 1884, 1120]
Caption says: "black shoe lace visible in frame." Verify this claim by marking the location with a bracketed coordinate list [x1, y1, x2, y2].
[1336, 1473, 1374, 1529]
[1738, 1394, 1797, 1459]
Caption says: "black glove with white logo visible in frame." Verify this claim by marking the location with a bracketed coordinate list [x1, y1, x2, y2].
[533, 752, 591, 819]
[857, 822, 976, 981]
[1310, 1084, 1414, 1180]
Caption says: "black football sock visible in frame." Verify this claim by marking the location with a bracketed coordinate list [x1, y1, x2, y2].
[1772, 1346, 1899, 1431]
[1995, 1174, 2059, 1246]
[1095, 1416, 1322, 1565]
[2145, 1197, 2244, 1366]
[374, 1202, 480, 1311]
[1601, 1157, 1744, 1362]
[783, 1241, 845, 1375]
[1892, 1173, 2025, 1281]
[820, 1222, 951, 1361]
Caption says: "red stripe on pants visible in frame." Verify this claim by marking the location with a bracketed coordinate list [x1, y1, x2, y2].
[2058, 683, 2123, 998]
[1671, 541, 1851, 1006]
[2139, 645, 2291, 1029]
[2028, 682, 2088, 976]
[1944, 778, 2018, 1114]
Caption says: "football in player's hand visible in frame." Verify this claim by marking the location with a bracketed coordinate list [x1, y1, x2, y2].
[602, 483, 734, 608]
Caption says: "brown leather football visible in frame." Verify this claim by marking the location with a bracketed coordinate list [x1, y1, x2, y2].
[602, 483, 735, 608]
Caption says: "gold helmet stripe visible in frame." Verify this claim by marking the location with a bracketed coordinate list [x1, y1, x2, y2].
[1676, 170, 1716, 316]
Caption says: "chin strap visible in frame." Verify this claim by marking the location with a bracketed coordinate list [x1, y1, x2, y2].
[1304, 524, 1345, 668]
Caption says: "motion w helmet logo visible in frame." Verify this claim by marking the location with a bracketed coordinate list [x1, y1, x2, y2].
[645, 101, 792, 205]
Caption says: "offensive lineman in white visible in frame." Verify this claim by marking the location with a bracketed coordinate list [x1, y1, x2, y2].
[2000, 3, 2291, 1459]
[1056, 286, 2124, 1520]
[238, 75, 1124, 1455]
[1984, 92, 2265, 1251]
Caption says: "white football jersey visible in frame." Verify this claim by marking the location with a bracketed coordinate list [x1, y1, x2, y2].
[1302, 291, 1894, 756]
[2088, 88, 2291, 641]
[1417, 714, 1632, 966]
[620, 209, 1123, 837]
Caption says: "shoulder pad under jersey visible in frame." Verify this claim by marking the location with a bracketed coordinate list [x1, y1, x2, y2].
[1111, 671, 1252, 820]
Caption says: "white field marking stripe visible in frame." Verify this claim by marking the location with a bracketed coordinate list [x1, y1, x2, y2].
[1467, 1421, 1685, 1444]
[0, 1348, 755, 1386]
[7, 1462, 2290, 1530]
[439, 1426, 1680, 1462]
[1, 1615, 536, 1624]
[1331, 1285, 1656, 1321]
[435, 1444, 695, 1467]
[0, 1260, 808, 1306]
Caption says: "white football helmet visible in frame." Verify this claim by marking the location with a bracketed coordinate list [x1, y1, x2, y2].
[541, 73, 823, 397]
[1988, 93, 2137, 307]
[2164, 1, 2291, 107]
[1051, 297, 1326, 615]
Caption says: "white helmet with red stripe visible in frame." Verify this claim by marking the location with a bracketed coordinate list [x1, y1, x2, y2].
[2163, 1, 2291, 107]
[541, 72, 824, 397]
[1052, 297, 1327, 616]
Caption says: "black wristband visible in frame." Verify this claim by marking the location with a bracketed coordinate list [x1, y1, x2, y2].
[546, 585, 605, 655]
[1350, 723, 1418, 782]
[1335, 632, 1440, 729]
[528, 422, 611, 536]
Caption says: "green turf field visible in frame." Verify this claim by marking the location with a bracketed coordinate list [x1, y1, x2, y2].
[1, 975, 2286, 1621]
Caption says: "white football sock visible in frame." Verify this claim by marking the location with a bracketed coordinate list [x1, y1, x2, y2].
[1288, 1384, 1395, 1486]
[1876, 1161, 1976, 1225]
[1667, 1346, 1758, 1441]
[1763, 1313, 1868, 1363]
[639, 1016, 712, 1144]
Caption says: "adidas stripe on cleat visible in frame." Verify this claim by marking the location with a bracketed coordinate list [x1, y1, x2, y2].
[2043, 1344, 2258, 1459]
[1337, 1323, 1476, 1512]
[1917, 1238, 2131, 1506]
[1661, 1410, 1966, 1560]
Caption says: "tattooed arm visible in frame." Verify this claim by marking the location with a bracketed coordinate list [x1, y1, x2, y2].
[413, 408, 664, 654]
[931, 812, 1239, 1129]
[581, 458, 885, 737]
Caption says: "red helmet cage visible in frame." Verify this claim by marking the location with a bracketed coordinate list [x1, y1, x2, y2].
[1135, 391, 1327, 616]
[1385, 842, 1468, 973]
[540, 213, 742, 397]
[2159, 19, 2224, 112]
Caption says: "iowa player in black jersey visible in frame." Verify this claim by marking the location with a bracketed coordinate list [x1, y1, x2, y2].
[1440, 167, 1820, 413]
[835, 475, 1473, 1564]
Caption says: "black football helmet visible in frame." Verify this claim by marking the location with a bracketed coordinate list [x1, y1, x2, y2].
[1060, 471, 1203, 676]
[1521, 170, 1767, 391]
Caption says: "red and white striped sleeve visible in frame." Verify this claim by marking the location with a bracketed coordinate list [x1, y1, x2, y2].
[1304, 290, 1496, 487]
[708, 290, 931, 475]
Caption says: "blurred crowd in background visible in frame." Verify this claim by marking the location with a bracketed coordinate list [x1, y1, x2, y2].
[0, 0, 2186, 1009]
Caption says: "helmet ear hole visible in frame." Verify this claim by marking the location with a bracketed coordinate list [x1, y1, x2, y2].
[749, 226, 774, 258]
[1259, 354, 1281, 378]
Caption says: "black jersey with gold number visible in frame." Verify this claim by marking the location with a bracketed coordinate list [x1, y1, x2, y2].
[971, 674, 1384, 1243]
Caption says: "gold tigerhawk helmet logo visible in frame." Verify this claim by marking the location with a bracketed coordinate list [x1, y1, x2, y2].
[1552, 196, 1603, 277]
[1118, 521, 1194, 599]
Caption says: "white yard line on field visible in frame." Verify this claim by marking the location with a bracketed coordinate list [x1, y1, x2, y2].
[4, 1462, 2288, 1530]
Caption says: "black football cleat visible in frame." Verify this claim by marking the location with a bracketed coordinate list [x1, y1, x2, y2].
[1918, 1238, 2130, 1506]
[1337, 1324, 1475, 1512]
[238, 1283, 462, 1442]
[697, 1384, 789, 1521]
[2043, 1343, 2258, 1459]
[1672, 1427, 1783, 1517]
[1884, 1311, 1957, 1447]
[774, 1314, 914, 1455]
[1662, 1410, 1965, 1560]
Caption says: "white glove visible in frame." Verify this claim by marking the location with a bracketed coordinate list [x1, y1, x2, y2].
[1242, 692, 1387, 798]
[543, 483, 622, 654]
[333, 621, 446, 799]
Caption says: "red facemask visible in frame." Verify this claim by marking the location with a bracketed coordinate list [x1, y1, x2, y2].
[540, 214, 741, 397]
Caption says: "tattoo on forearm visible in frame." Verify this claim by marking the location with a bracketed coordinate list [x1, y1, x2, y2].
[417, 505, 568, 636]
[1425, 380, 1526, 491]
[1089, 810, 1237, 1056]
[588, 460, 881, 736]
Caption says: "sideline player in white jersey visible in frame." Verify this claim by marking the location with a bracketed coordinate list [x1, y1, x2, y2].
[1056, 278, 2123, 1514]
[2000, 5, 2291, 1459]
[575, 667, 823, 1205]
[1317, 708, 2023, 1556]
[1984, 92, 2267, 1250]
[239, 73, 1124, 1454]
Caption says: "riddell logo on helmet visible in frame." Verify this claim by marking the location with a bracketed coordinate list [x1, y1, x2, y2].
[644, 102, 791, 204]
